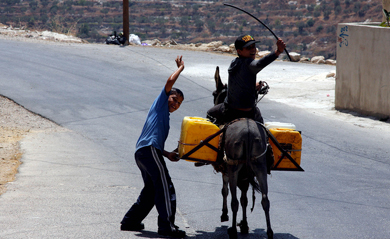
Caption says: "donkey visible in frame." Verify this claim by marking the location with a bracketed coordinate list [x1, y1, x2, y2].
[210, 66, 273, 239]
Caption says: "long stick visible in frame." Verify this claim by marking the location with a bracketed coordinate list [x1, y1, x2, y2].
[224, 3, 292, 61]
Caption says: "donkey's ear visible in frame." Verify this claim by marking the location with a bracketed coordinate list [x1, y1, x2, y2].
[214, 66, 224, 92]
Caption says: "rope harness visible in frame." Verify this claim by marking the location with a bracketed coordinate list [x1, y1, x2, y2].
[180, 118, 304, 172]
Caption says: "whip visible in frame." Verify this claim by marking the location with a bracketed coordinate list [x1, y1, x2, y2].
[224, 3, 292, 61]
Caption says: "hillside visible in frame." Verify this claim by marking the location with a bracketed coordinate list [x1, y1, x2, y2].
[0, 0, 384, 59]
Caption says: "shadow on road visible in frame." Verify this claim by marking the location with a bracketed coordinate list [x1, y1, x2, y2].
[132, 226, 299, 238]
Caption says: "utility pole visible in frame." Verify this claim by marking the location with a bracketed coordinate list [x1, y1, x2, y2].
[123, 0, 129, 45]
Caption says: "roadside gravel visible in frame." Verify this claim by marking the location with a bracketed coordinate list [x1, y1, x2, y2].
[0, 96, 62, 195]
[0, 25, 85, 195]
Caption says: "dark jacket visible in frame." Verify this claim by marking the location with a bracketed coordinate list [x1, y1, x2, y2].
[225, 52, 278, 109]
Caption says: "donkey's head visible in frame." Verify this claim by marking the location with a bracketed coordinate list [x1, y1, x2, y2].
[212, 66, 227, 105]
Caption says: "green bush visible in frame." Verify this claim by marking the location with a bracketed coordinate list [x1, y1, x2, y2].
[316, 25, 323, 33]
[307, 18, 315, 27]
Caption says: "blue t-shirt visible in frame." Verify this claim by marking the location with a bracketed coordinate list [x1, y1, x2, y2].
[136, 87, 170, 152]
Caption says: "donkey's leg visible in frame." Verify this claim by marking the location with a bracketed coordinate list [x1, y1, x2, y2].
[221, 173, 229, 222]
[227, 165, 240, 239]
[261, 192, 273, 239]
[254, 163, 273, 239]
[237, 174, 249, 234]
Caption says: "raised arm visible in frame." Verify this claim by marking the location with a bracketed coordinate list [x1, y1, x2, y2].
[274, 38, 286, 57]
[165, 56, 185, 94]
[251, 37, 286, 74]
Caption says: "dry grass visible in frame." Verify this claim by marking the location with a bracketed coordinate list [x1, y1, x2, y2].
[0, 96, 59, 195]
[0, 128, 24, 195]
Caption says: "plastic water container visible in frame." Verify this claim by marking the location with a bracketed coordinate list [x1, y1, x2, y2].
[178, 117, 220, 162]
[268, 128, 302, 170]
[265, 122, 296, 130]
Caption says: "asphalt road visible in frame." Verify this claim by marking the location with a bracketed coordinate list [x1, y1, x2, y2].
[0, 39, 390, 239]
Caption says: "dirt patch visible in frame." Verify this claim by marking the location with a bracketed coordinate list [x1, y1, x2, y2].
[0, 96, 60, 195]
[0, 128, 23, 195]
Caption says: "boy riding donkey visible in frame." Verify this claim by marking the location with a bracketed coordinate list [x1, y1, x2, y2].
[207, 34, 286, 174]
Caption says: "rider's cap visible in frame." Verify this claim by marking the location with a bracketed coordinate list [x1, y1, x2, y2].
[235, 35, 260, 50]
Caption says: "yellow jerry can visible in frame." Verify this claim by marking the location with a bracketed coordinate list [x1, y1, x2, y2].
[178, 117, 220, 162]
[268, 128, 302, 170]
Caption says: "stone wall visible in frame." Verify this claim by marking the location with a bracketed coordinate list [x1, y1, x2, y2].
[336, 23, 390, 119]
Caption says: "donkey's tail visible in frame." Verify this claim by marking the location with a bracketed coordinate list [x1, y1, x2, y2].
[245, 120, 262, 194]
[251, 186, 256, 212]
[245, 119, 266, 195]
[248, 171, 261, 193]
[247, 152, 259, 212]
[246, 132, 262, 212]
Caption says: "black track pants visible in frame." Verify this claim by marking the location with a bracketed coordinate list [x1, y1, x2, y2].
[121, 146, 176, 232]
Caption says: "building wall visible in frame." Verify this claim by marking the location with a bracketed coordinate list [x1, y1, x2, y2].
[336, 23, 390, 119]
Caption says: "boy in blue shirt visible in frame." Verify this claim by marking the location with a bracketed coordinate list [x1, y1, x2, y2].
[121, 56, 186, 238]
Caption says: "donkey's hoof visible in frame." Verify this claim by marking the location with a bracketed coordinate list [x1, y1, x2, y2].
[237, 220, 249, 234]
[267, 228, 274, 239]
[227, 227, 237, 239]
[221, 214, 229, 222]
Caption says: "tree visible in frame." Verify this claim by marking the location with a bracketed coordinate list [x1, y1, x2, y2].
[160, 26, 167, 38]
[323, 9, 331, 20]
[29, 0, 38, 11]
[252, 0, 260, 8]
[353, 2, 361, 14]
[316, 25, 323, 33]
[307, 18, 315, 27]
[192, 4, 200, 14]
[5, 0, 18, 6]
[195, 19, 203, 32]
[296, 21, 305, 34]
[41, 0, 49, 7]
[327, 25, 336, 34]
[335, 5, 342, 15]
[78, 23, 90, 37]
[307, 4, 315, 12]
[100, 8, 109, 14]
[274, 19, 282, 29]
[178, 28, 189, 40]
[40, 14, 49, 24]
[180, 16, 189, 26]
[28, 17, 35, 28]
[50, 4, 58, 14]
[78, 0, 86, 6]
[208, 20, 216, 32]
[313, 6, 321, 17]
[345, 0, 351, 8]
[333, 0, 340, 10]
